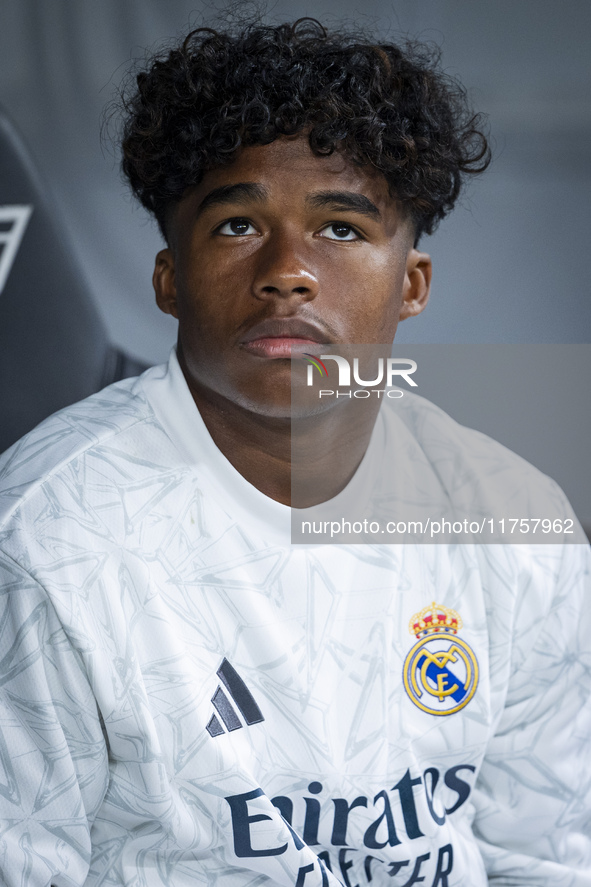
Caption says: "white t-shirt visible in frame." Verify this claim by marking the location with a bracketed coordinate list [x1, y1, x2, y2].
[0, 351, 589, 887]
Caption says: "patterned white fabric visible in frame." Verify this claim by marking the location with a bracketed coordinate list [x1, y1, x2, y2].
[0, 351, 589, 887]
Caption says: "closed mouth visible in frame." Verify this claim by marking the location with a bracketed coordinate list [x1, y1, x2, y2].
[239, 318, 331, 358]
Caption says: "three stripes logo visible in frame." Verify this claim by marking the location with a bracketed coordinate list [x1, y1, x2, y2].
[206, 658, 265, 737]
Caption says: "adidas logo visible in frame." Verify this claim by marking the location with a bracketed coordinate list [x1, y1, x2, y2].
[206, 658, 264, 737]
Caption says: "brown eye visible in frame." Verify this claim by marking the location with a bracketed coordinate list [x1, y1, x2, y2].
[319, 223, 359, 241]
[218, 218, 256, 236]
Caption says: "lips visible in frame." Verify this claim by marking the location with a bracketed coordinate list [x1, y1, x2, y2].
[239, 318, 330, 359]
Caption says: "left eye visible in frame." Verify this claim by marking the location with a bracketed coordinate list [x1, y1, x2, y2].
[319, 223, 359, 241]
[217, 218, 257, 236]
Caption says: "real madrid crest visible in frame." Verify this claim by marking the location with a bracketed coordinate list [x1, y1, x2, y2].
[403, 601, 478, 716]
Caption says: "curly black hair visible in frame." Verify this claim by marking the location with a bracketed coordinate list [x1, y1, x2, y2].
[120, 18, 490, 243]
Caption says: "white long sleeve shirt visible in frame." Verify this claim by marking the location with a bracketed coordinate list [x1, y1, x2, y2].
[0, 351, 589, 887]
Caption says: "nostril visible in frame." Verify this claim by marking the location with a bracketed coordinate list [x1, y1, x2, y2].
[258, 284, 312, 297]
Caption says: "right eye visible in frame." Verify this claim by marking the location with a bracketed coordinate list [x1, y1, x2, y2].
[216, 218, 257, 236]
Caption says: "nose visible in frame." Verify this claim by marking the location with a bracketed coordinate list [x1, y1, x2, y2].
[251, 232, 319, 303]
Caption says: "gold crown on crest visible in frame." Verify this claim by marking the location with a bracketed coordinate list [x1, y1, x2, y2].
[409, 601, 462, 638]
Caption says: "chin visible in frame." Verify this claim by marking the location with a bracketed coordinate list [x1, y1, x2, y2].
[236, 389, 341, 422]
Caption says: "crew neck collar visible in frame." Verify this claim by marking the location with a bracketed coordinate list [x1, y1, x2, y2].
[140, 349, 385, 545]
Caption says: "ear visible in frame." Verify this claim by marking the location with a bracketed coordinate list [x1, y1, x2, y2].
[153, 248, 178, 318]
[399, 249, 432, 321]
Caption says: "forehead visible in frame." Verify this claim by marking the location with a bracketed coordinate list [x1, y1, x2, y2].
[187, 135, 402, 223]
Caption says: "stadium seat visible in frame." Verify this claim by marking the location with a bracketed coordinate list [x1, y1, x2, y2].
[0, 107, 148, 453]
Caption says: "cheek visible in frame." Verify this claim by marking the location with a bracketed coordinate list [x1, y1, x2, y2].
[338, 259, 406, 339]
[175, 264, 237, 339]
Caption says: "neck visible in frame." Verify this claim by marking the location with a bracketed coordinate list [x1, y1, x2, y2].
[183, 372, 380, 508]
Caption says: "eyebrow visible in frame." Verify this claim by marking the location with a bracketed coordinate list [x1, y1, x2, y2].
[196, 182, 268, 216]
[194, 183, 382, 221]
[307, 191, 381, 219]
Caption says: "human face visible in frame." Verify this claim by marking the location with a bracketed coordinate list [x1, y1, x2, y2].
[153, 135, 431, 417]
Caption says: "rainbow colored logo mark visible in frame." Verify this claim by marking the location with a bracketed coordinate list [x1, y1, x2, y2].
[303, 354, 328, 377]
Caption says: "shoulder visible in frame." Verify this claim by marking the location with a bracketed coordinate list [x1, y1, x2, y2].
[393, 390, 524, 454]
[385, 392, 584, 539]
[392, 391, 535, 462]
[0, 364, 176, 529]
[393, 390, 557, 491]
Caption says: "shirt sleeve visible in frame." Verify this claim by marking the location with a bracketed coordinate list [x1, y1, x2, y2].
[472, 542, 591, 886]
[0, 550, 109, 887]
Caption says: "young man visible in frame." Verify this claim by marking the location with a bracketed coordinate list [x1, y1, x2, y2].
[0, 20, 589, 887]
